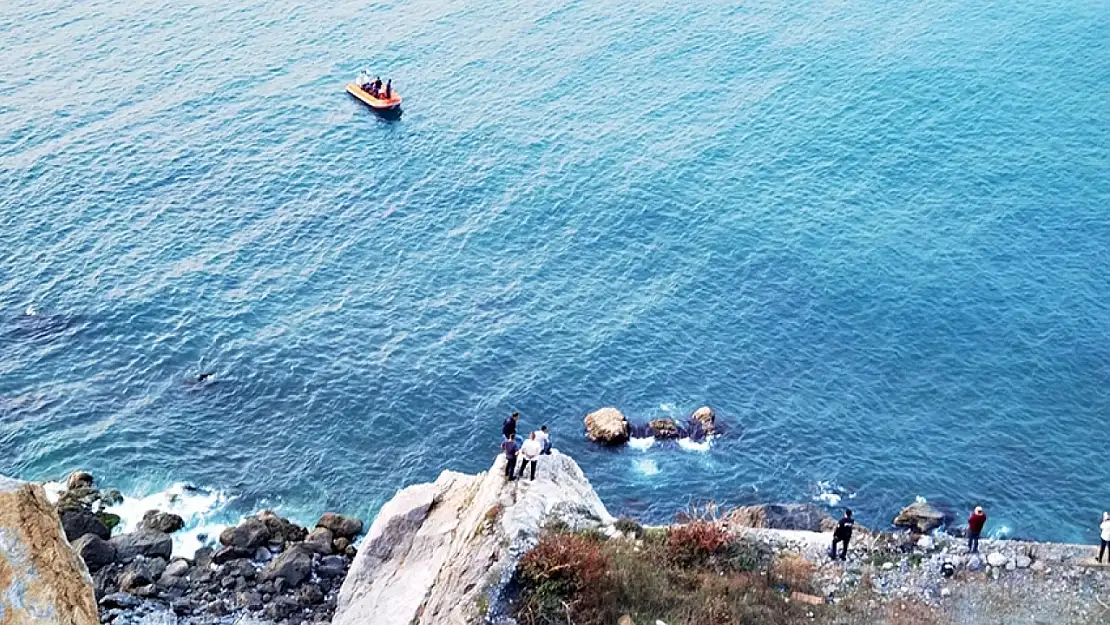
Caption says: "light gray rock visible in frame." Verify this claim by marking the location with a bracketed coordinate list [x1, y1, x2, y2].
[111, 531, 173, 563]
[1015, 554, 1032, 568]
[584, 407, 630, 444]
[987, 552, 1008, 568]
[893, 501, 946, 534]
[333, 450, 614, 625]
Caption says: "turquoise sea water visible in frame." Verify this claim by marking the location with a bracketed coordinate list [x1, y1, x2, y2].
[2, 0, 1109, 543]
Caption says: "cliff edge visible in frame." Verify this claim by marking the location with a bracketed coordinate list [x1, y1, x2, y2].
[0, 474, 99, 625]
[333, 450, 614, 625]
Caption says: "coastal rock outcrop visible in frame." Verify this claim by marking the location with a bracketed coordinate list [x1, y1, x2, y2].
[725, 503, 837, 532]
[110, 530, 172, 563]
[316, 512, 363, 539]
[138, 510, 185, 534]
[690, 406, 716, 436]
[584, 407, 630, 444]
[647, 418, 681, 439]
[71, 534, 116, 572]
[0, 474, 99, 625]
[333, 450, 614, 625]
[893, 501, 947, 534]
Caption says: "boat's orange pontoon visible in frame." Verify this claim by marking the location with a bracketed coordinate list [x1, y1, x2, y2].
[346, 82, 402, 111]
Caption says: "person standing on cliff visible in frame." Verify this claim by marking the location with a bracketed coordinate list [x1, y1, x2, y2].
[830, 509, 854, 561]
[1098, 512, 1110, 563]
[502, 412, 519, 440]
[967, 506, 987, 554]
[534, 425, 552, 455]
[501, 435, 519, 481]
[518, 432, 543, 481]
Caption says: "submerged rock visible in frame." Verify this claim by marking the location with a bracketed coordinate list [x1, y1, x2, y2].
[0, 474, 100, 625]
[584, 407, 630, 444]
[893, 501, 947, 534]
[333, 450, 614, 625]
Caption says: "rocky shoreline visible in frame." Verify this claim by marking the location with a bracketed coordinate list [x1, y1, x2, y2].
[51, 472, 364, 625]
[5, 448, 1109, 625]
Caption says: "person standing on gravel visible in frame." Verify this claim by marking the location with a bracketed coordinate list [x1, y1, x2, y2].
[830, 509, 854, 561]
[1098, 512, 1110, 563]
[968, 506, 987, 554]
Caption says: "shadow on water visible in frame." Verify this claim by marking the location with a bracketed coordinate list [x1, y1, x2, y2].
[2, 310, 81, 344]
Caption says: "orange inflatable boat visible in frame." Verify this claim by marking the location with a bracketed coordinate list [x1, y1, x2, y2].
[346, 82, 402, 111]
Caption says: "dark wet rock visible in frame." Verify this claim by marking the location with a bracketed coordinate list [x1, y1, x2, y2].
[133, 584, 159, 598]
[213, 545, 253, 565]
[254, 546, 273, 562]
[67, 470, 95, 491]
[220, 557, 256, 580]
[220, 575, 238, 589]
[256, 580, 275, 595]
[206, 599, 231, 616]
[99, 592, 140, 609]
[317, 555, 347, 578]
[893, 501, 948, 534]
[60, 507, 110, 542]
[265, 595, 300, 621]
[261, 545, 312, 587]
[220, 517, 271, 550]
[162, 558, 191, 578]
[111, 530, 172, 563]
[119, 555, 168, 591]
[344, 544, 357, 558]
[333, 536, 350, 554]
[259, 509, 309, 544]
[139, 510, 185, 534]
[724, 503, 837, 532]
[193, 546, 215, 570]
[171, 598, 196, 615]
[647, 417, 681, 439]
[315, 512, 363, 539]
[93, 563, 122, 599]
[303, 527, 334, 555]
[73, 533, 117, 572]
[296, 582, 325, 606]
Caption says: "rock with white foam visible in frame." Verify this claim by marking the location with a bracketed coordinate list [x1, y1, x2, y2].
[689, 406, 716, 436]
[584, 407, 630, 444]
[893, 501, 946, 534]
[0, 473, 99, 625]
[333, 450, 614, 625]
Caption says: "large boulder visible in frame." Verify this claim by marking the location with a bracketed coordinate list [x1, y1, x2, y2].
[71, 534, 117, 572]
[893, 501, 947, 534]
[219, 517, 271, 550]
[647, 418, 680, 439]
[725, 504, 836, 532]
[66, 471, 95, 491]
[303, 527, 335, 555]
[110, 530, 173, 562]
[258, 510, 308, 544]
[584, 407, 630, 444]
[139, 510, 185, 534]
[333, 450, 614, 625]
[0, 474, 99, 625]
[316, 513, 364, 539]
[59, 508, 110, 542]
[260, 545, 313, 587]
[117, 556, 167, 591]
[689, 406, 716, 437]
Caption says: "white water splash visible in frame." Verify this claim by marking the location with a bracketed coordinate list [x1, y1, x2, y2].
[634, 458, 660, 476]
[106, 484, 231, 556]
[813, 480, 855, 507]
[628, 437, 655, 451]
[677, 436, 712, 452]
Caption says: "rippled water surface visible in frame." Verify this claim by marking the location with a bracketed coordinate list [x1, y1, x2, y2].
[2, 0, 1109, 543]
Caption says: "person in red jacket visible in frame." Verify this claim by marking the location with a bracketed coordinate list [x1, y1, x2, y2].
[967, 506, 987, 553]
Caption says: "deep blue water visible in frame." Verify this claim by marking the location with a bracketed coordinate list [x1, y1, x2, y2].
[2, 0, 1109, 544]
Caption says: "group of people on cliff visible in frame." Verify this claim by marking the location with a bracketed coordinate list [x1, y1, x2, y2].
[500, 412, 552, 482]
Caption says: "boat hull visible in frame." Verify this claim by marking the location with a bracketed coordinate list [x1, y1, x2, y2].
[346, 83, 402, 111]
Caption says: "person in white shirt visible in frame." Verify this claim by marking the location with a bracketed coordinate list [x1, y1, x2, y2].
[1099, 512, 1110, 563]
[534, 425, 551, 455]
[518, 432, 543, 481]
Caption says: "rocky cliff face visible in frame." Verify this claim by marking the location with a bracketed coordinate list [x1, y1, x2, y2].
[333, 451, 614, 625]
[0, 474, 99, 625]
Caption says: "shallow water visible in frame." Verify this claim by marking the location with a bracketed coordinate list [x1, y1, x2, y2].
[2, 0, 1109, 543]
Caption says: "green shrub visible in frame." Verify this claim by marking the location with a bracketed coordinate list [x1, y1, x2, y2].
[614, 518, 644, 538]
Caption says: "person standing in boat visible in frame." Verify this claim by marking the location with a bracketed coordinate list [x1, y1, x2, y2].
[384, 79, 392, 99]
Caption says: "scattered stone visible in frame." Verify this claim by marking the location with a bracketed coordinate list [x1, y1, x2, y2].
[111, 530, 173, 562]
[133, 584, 159, 598]
[163, 558, 191, 578]
[220, 517, 272, 550]
[987, 553, 1008, 568]
[882, 561, 895, 571]
[1031, 560, 1047, 573]
[618, 616, 636, 625]
[344, 545, 357, 558]
[1015, 554, 1032, 569]
[968, 555, 983, 571]
[316, 512, 364, 539]
[194, 546, 215, 570]
[73, 533, 117, 572]
[584, 407, 630, 444]
[139, 510, 185, 534]
[214, 545, 254, 565]
[255, 546, 273, 562]
[917, 535, 935, 551]
[940, 587, 951, 598]
[647, 418, 680, 439]
[261, 545, 313, 587]
[100, 592, 140, 609]
[318, 555, 347, 578]
[893, 501, 947, 534]
[303, 527, 335, 555]
[118, 556, 168, 591]
[333, 537, 351, 554]
[259, 509, 309, 544]
[296, 582, 325, 606]
[171, 598, 196, 615]
[265, 595, 300, 621]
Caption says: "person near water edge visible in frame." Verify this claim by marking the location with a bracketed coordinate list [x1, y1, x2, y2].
[830, 509, 854, 561]
[534, 424, 551, 455]
[518, 432, 542, 481]
[967, 506, 987, 554]
[1099, 512, 1110, 563]
[501, 435, 519, 481]
[502, 412, 519, 440]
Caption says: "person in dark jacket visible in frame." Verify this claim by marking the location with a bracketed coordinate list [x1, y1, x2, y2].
[967, 506, 987, 554]
[384, 79, 392, 98]
[830, 509, 855, 561]
[502, 412, 519, 440]
[500, 435, 519, 481]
